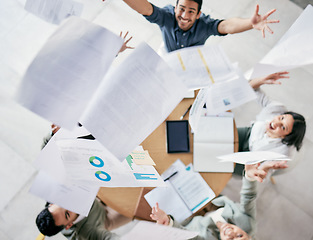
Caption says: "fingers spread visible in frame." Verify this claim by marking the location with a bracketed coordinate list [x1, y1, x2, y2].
[264, 9, 276, 18]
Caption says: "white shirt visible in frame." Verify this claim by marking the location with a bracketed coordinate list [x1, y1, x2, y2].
[248, 90, 290, 156]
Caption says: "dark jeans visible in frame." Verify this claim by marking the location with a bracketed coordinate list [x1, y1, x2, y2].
[234, 127, 252, 176]
[238, 127, 252, 152]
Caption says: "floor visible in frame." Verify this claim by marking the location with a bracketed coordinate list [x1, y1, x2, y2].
[0, 0, 312, 239]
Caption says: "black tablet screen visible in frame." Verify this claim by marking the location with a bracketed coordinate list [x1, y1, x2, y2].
[166, 120, 190, 153]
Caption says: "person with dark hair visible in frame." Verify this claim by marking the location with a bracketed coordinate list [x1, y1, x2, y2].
[150, 161, 288, 239]
[36, 198, 130, 239]
[121, 0, 279, 52]
[36, 207, 64, 236]
[238, 71, 306, 155]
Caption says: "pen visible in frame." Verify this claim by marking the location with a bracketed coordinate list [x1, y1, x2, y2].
[180, 105, 192, 120]
[164, 171, 178, 181]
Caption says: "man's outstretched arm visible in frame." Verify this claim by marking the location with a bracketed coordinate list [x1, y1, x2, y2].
[218, 4, 279, 37]
[122, 0, 153, 16]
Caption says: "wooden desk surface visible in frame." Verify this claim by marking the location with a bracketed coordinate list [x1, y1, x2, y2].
[98, 96, 239, 218]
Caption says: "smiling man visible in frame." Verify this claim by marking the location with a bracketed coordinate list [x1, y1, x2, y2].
[36, 199, 130, 239]
[122, 0, 279, 52]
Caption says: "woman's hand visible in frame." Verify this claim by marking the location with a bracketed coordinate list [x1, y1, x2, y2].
[150, 202, 170, 225]
[245, 161, 288, 182]
[249, 71, 289, 89]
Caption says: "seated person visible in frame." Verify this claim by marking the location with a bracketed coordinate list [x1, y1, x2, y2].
[150, 161, 288, 239]
[234, 72, 306, 175]
[239, 71, 306, 154]
[36, 197, 130, 239]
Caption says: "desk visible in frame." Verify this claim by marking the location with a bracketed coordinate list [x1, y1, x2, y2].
[97, 96, 238, 219]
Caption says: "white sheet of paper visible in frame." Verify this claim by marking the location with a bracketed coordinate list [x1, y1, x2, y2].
[56, 138, 166, 187]
[24, 0, 83, 24]
[193, 116, 234, 172]
[81, 42, 188, 161]
[16, 17, 123, 129]
[251, 5, 313, 78]
[163, 45, 238, 90]
[189, 88, 208, 132]
[218, 151, 291, 165]
[121, 221, 198, 240]
[30, 171, 99, 216]
[204, 74, 256, 115]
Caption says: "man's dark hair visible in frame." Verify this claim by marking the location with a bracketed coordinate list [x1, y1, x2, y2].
[281, 111, 306, 151]
[176, 0, 203, 13]
[36, 207, 64, 236]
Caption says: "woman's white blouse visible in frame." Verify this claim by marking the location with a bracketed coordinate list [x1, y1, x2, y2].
[248, 89, 290, 156]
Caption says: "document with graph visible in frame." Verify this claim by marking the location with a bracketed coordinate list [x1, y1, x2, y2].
[144, 159, 215, 222]
[193, 115, 234, 172]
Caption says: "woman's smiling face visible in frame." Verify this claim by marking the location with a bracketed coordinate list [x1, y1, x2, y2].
[266, 114, 294, 138]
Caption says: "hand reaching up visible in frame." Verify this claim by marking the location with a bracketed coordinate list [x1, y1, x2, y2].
[118, 31, 134, 54]
[245, 161, 288, 182]
[150, 202, 170, 225]
[249, 71, 289, 89]
[251, 4, 279, 38]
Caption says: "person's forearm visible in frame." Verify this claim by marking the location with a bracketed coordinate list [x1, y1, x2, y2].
[248, 77, 262, 90]
[218, 18, 252, 34]
[123, 0, 153, 16]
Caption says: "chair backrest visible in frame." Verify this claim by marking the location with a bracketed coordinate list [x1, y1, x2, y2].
[35, 233, 45, 240]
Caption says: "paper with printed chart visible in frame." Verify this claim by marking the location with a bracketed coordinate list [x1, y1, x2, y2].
[251, 4, 313, 78]
[25, 0, 83, 24]
[56, 138, 166, 187]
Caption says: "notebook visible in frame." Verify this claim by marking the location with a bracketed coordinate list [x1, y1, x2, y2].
[193, 116, 234, 172]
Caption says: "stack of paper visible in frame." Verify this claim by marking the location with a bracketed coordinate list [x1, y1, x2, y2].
[193, 116, 234, 172]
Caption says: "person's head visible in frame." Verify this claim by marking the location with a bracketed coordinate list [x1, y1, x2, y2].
[216, 222, 251, 240]
[266, 112, 306, 150]
[36, 204, 78, 236]
[175, 0, 202, 31]
[281, 111, 306, 151]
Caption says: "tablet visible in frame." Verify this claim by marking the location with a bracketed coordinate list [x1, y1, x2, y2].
[166, 120, 190, 153]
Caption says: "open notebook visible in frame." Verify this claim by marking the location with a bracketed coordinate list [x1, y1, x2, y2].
[144, 159, 215, 222]
[193, 116, 234, 172]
